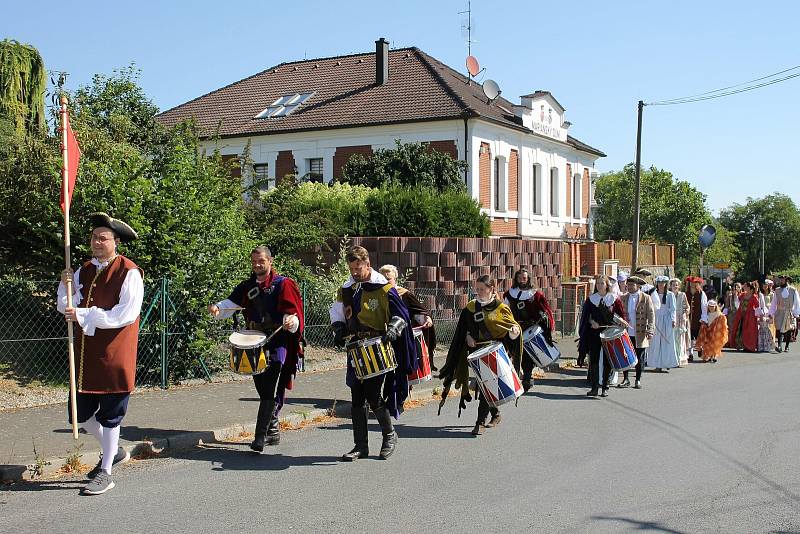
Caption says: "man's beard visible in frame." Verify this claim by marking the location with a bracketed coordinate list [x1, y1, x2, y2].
[253, 267, 269, 276]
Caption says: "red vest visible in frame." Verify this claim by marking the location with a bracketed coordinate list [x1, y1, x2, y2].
[76, 256, 142, 393]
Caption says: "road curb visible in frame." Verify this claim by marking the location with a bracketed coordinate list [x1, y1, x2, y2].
[1, 360, 578, 483]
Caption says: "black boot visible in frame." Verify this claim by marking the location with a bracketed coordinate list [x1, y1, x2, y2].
[265, 406, 280, 446]
[341, 405, 369, 461]
[374, 403, 397, 459]
[251, 400, 275, 452]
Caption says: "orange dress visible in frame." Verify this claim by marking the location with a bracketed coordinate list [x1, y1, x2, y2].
[696, 314, 728, 360]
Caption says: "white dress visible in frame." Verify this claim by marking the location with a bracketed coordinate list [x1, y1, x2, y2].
[647, 291, 680, 368]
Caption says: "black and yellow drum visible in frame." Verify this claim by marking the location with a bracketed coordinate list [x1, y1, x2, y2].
[347, 336, 397, 381]
[228, 330, 269, 375]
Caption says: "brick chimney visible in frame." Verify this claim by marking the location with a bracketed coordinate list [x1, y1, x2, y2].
[375, 37, 389, 85]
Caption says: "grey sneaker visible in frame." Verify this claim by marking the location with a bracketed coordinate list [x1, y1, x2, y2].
[83, 471, 115, 495]
[88, 447, 130, 479]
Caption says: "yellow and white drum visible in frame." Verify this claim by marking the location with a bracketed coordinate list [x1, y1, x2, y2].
[348, 336, 397, 381]
[228, 330, 269, 375]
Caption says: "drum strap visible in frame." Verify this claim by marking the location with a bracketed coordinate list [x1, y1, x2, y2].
[473, 301, 494, 341]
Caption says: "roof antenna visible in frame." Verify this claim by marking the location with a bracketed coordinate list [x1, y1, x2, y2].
[460, 1, 484, 84]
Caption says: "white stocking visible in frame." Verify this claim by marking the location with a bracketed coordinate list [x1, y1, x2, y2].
[100, 425, 121, 474]
[80, 415, 104, 443]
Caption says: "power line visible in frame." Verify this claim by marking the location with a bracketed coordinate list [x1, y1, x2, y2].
[646, 65, 800, 106]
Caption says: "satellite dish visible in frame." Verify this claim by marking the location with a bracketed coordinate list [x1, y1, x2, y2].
[698, 224, 717, 249]
[482, 79, 501, 103]
[466, 55, 480, 77]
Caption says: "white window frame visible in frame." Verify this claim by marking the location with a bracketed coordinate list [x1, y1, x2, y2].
[549, 167, 559, 217]
[531, 163, 542, 215]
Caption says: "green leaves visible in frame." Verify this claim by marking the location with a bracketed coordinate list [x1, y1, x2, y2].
[338, 139, 468, 192]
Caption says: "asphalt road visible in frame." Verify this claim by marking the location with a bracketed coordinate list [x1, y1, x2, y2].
[3, 350, 800, 533]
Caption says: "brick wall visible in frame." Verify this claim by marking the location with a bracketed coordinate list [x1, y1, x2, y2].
[426, 140, 458, 159]
[479, 143, 491, 208]
[221, 154, 241, 178]
[508, 149, 519, 211]
[333, 145, 373, 179]
[582, 168, 590, 219]
[565, 163, 572, 218]
[490, 218, 517, 236]
[299, 236, 564, 320]
[275, 150, 296, 184]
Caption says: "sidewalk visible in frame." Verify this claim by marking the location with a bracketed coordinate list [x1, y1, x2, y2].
[1, 341, 579, 482]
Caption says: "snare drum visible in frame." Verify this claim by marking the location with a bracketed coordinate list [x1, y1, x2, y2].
[600, 327, 638, 371]
[408, 327, 432, 385]
[467, 342, 523, 408]
[228, 330, 269, 375]
[348, 336, 397, 381]
[522, 324, 561, 368]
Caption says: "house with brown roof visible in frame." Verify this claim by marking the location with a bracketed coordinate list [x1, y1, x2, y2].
[157, 38, 606, 240]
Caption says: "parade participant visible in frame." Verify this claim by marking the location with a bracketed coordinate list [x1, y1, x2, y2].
[503, 268, 555, 391]
[57, 213, 143, 495]
[209, 246, 304, 452]
[577, 275, 627, 397]
[723, 282, 742, 349]
[696, 300, 728, 362]
[647, 276, 679, 372]
[757, 280, 776, 353]
[769, 275, 800, 352]
[618, 276, 655, 389]
[731, 281, 760, 352]
[671, 278, 691, 366]
[379, 264, 437, 371]
[616, 271, 630, 300]
[329, 246, 416, 461]
[438, 274, 522, 436]
[687, 276, 708, 361]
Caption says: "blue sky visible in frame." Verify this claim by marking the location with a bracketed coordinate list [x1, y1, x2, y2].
[4, 0, 797, 213]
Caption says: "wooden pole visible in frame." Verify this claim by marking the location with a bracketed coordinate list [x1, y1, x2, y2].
[632, 100, 644, 273]
[61, 95, 79, 440]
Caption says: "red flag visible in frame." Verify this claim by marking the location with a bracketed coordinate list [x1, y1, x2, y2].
[60, 111, 81, 213]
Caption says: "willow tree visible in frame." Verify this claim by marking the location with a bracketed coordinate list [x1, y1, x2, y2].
[0, 40, 46, 135]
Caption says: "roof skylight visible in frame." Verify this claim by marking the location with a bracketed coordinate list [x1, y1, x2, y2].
[255, 92, 314, 119]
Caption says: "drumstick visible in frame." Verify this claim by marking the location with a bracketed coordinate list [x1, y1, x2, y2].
[263, 325, 284, 344]
[218, 306, 245, 311]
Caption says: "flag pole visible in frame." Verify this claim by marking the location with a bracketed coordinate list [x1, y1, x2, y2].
[61, 94, 79, 440]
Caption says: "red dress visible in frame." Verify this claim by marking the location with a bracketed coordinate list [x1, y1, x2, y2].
[731, 295, 759, 352]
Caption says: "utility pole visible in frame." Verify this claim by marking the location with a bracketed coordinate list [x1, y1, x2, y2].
[632, 100, 644, 272]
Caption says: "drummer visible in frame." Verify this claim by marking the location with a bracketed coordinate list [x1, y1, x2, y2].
[329, 246, 416, 461]
[208, 246, 304, 452]
[438, 274, 522, 436]
[378, 264, 438, 371]
[578, 275, 628, 397]
[503, 268, 554, 391]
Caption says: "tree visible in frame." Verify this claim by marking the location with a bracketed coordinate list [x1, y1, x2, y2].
[338, 139, 468, 191]
[594, 164, 739, 275]
[718, 194, 800, 278]
[0, 40, 46, 135]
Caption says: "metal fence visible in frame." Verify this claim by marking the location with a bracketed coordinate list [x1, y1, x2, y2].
[0, 279, 579, 389]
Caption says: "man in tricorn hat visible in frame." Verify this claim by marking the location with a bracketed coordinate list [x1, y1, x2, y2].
[618, 275, 655, 389]
[58, 212, 143, 495]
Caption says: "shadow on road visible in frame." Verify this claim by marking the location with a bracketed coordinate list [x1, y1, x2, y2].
[591, 515, 689, 534]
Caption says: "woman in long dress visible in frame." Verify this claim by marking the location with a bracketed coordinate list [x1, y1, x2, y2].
[671, 278, 691, 366]
[757, 280, 776, 352]
[731, 281, 760, 352]
[696, 300, 728, 362]
[723, 282, 742, 348]
[647, 276, 680, 371]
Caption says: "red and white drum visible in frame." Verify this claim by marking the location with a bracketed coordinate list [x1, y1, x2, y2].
[467, 341, 523, 407]
[600, 327, 638, 371]
[408, 327, 432, 385]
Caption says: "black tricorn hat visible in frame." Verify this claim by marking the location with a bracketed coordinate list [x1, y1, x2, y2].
[89, 212, 138, 243]
[634, 268, 652, 277]
[627, 275, 647, 286]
